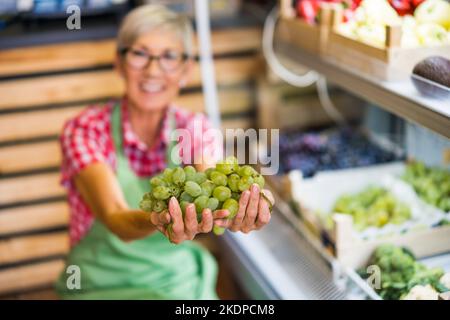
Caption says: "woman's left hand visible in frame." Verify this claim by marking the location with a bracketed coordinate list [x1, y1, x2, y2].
[214, 184, 274, 234]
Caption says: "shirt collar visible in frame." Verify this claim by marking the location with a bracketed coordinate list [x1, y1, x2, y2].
[120, 97, 173, 152]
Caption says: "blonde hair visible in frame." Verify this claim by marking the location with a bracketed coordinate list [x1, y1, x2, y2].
[117, 5, 194, 56]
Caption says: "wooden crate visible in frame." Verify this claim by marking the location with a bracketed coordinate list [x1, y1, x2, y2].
[332, 214, 450, 270]
[326, 11, 450, 80]
[286, 163, 450, 269]
[278, 0, 337, 55]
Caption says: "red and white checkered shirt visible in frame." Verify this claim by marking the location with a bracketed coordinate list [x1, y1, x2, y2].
[60, 97, 221, 246]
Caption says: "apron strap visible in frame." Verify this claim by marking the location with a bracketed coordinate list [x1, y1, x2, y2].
[111, 101, 180, 172]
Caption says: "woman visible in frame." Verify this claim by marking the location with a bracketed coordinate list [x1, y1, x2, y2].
[55, 5, 273, 300]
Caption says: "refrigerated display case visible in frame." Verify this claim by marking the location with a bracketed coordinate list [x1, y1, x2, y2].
[219, 0, 449, 300]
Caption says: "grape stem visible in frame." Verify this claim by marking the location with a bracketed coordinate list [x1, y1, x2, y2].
[260, 190, 273, 212]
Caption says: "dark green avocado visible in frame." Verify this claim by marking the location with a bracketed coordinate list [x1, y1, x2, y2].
[412, 56, 450, 98]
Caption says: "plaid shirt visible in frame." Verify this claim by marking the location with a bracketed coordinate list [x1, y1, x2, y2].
[60, 98, 221, 246]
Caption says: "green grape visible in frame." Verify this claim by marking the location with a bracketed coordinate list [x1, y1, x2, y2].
[153, 200, 167, 213]
[216, 163, 234, 175]
[226, 156, 239, 164]
[142, 192, 152, 200]
[180, 191, 194, 203]
[141, 159, 268, 235]
[210, 171, 227, 186]
[185, 181, 202, 197]
[227, 174, 240, 192]
[207, 197, 219, 211]
[403, 162, 450, 211]
[217, 156, 240, 175]
[184, 165, 197, 182]
[205, 167, 215, 179]
[238, 176, 254, 192]
[172, 167, 186, 185]
[150, 176, 166, 188]
[139, 199, 153, 212]
[169, 184, 181, 198]
[192, 172, 207, 184]
[201, 180, 215, 197]
[222, 198, 239, 219]
[332, 187, 411, 230]
[163, 168, 174, 183]
[180, 200, 190, 216]
[213, 225, 226, 235]
[231, 192, 240, 201]
[254, 174, 265, 189]
[238, 165, 256, 177]
[213, 186, 232, 202]
[152, 186, 171, 200]
[194, 195, 209, 214]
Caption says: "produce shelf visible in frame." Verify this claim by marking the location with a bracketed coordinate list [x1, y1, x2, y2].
[222, 210, 348, 299]
[225, 183, 450, 300]
[221, 184, 365, 299]
[273, 35, 450, 139]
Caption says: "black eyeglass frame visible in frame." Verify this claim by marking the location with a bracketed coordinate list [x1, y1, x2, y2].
[118, 48, 191, 72]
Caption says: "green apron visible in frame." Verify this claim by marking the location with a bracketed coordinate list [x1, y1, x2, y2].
[55, 103, 218, 300]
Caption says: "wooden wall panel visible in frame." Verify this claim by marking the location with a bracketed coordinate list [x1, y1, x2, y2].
[0, 173, 64, 205]
[0, 202, 69, 236]
[0, 232, 69, 265]
[0, 56, 261, 111]
[0, 260, 65, 295]
[0, 28, 261, 77]
[0, 142, 61, 174]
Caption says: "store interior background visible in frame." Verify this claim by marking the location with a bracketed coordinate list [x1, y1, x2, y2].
[0, 0, 449, 300]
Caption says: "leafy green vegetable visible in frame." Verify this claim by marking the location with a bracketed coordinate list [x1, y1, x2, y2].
[361, 244, 446, 300]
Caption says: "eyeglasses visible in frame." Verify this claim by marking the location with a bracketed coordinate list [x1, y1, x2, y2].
[119, 48, 190, 72]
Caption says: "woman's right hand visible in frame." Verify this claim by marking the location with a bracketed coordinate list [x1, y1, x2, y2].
[150, 197, 229, 244]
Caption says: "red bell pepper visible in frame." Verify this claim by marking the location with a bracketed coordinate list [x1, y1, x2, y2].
[350, 0, 362, 9]
[296, 0, 321, 24]
[388, 0, 413, 16]
[412, 0, 425, 8]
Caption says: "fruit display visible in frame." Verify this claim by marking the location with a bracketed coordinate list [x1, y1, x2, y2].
[358, 244, 450, 299]
[295, 0, 362, 24]
[279, 127, 401, 177]
[334, 0, 450, 48]
[402, 161, 450, 212]
[139, 156, 269, 235]
[332, 186, 411, 230]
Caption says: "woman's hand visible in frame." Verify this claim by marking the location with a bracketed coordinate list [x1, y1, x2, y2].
[214, 184, 274, 234]
[150, 197, 230, 244]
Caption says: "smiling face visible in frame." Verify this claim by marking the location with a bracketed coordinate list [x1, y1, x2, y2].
[116, 29, 192, 113]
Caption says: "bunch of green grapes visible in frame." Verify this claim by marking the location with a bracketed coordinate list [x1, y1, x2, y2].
[403, 162, 450, 212]
[139, 156, 267, 235]
[333, 186, 411, 231]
